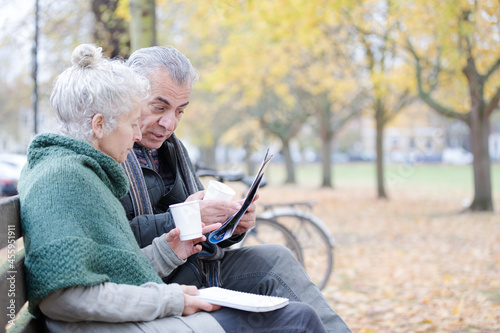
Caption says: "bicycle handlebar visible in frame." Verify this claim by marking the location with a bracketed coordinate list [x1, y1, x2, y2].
[196, 165, 318, 208]
[195, 164, 268, 188]
[195, 163, 246, 182]
[196, 169, 246, 182]
[262, 201, 317, 210]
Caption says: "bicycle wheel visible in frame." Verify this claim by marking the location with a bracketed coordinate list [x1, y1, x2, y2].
[261, 208, 334, 290]
[239, 217, 304, 265]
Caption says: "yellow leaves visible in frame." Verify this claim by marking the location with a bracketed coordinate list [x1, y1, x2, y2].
[295, 182, 500, 331]
[221, 118, 264, 146]
[443, 273, 453, 284]
[452, 298, 464, 316]
[405, 0, 500, 68]
[116, 0, 131, 22]
[158, 0, 499, 139]
[200, 44, 218, 57]
[269, 61, 289, 80]
[359, 329, 376, 333]
[274, 83, 290, 99]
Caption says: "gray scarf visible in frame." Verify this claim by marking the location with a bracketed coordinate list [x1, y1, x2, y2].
[122, 133, 224, 287]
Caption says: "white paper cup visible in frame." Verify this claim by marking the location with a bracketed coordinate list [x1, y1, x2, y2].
[170, 200, 202, 241]
[203, 180, 236, 201]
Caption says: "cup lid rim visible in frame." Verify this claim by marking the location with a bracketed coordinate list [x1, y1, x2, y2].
[170, 200, 200, 208]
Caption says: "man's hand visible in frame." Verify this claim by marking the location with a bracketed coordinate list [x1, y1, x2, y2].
[232, 192, 259, 235]
[181, 285, 221, 315]
[198, 199, 241, 226]
[186, 191, 205, 202]
[164, 223, 221, 260]
[232, 200, 256, 235]
[188, 190, 259, 235]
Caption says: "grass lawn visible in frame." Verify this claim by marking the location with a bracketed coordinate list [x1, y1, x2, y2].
[267, 162, 500, 195]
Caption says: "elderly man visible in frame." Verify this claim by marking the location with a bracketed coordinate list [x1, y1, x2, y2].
[120, 45, 351, 332]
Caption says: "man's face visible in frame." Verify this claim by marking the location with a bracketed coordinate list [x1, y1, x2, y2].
[138, 69, 192, 149]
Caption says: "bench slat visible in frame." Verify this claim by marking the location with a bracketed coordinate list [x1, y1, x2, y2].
[1, 252, 28, 330]
[6, 304, 46, 333]
[1, 196, 46, 333]
[0, 195, 21, 249]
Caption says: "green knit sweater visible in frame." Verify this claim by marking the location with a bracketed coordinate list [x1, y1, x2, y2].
[18, 133, 163, 316]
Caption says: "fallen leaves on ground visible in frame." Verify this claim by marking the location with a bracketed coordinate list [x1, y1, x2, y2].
[258, 185, 500, 333]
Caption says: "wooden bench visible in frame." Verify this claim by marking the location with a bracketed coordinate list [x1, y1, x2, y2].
[1, 195, 46, 333]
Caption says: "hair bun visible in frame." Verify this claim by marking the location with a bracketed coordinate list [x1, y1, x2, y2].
[71, 44, 103, 68]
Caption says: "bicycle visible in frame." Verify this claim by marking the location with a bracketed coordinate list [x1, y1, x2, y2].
[196, 165, 335, 290]
[253, 201, 335, 290]
[196, 166, 304, 261]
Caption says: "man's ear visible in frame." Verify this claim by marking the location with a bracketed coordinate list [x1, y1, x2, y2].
[91, 113, 105, 140]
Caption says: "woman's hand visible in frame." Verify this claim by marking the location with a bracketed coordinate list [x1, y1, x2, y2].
[164, 223, 221, 260]
[181, 285, 221, 315]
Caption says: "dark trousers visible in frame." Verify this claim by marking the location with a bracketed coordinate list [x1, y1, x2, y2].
[167, 244, 351, 333]
[211, 301, 328, 333]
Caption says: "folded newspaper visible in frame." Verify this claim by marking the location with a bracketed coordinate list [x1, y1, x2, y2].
[208, 148, 273, 244]
[195, 287, 289, 312]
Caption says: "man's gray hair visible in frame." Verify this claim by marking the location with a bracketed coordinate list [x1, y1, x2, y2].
[127, 46, 199, 87]
[50, 43, 149, 143]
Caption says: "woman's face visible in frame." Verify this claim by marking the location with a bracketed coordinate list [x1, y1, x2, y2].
[93, 105, 142, 163]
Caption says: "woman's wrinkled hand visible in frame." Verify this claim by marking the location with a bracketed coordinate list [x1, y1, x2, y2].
[181, 285, 221, 315]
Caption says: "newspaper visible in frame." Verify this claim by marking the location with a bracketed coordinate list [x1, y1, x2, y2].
[208, 148, 273, 244]
[196, 287, 289, 312]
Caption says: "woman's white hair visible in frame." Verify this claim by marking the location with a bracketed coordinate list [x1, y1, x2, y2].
[50, 43, 149, 143]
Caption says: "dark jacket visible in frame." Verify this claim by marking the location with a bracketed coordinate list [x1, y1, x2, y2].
[120, 138, 242, 249]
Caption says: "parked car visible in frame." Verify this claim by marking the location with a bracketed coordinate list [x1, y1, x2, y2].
[442, 148, 473, 165]
[0, 154, 27, 197]
[331, 152, 350, 163]
[348, 151, 376, 162]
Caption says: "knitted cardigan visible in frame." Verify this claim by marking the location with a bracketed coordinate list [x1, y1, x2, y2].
[18, 133, 163, 316]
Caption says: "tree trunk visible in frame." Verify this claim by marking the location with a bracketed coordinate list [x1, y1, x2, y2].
[321, 137, 333, 188]
[129, 0, 156, 52]
[91, 0, 130, 58]
[319, 102, 333, 188]
[199, 145, 217, 169]
[464, 57, 494, 211]
[375, 101, 387, 199]
[467, 83, 493, 210]
[281, 138, 296, 184]
[408, 40, 497, 211]
[469, 117, 492, 211]
[243, 141, 255, 177]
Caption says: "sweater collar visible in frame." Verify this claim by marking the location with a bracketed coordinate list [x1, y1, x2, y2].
[27, 133, 129, 198]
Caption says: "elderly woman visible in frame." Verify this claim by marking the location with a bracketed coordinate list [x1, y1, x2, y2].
[18, 44, 327, 333]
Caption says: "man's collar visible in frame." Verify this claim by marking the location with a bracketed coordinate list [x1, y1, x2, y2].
[133, 142, 158, 153]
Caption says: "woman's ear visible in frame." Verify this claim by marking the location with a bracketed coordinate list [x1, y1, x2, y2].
[91, 113, 105, 140]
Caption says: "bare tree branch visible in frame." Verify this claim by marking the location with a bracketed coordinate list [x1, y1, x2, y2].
[485, 56, 500, 80]
[332, 92, 366, 132]
[485, 88, 500, 118]
[383, 90, 416, 124]
[428, 47, 442, 91]
[406, 39, 470, 124]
